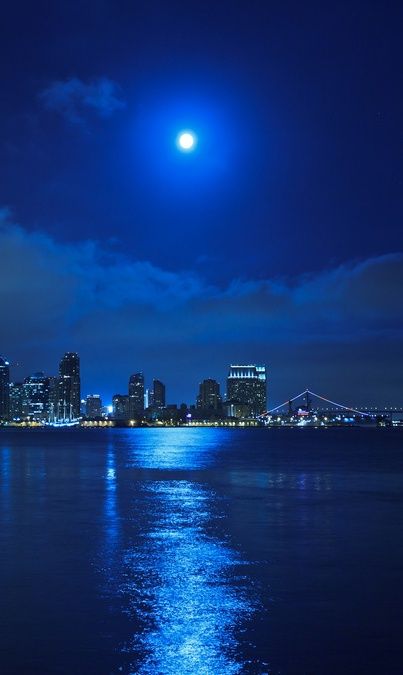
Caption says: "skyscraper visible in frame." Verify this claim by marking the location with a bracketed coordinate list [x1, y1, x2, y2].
[57, 352, 81, 421]
[226, 365, 267, 416]
[9, 382, 25, 420]
[86, 394, 102, 418]
[0, 356, 10, 421]
[152, 379, 166, 408]
[23, 372, 51, 421]
[112, 394, 130, 421]
[196, 379, 222, 411]
[129, 372, 144, 417]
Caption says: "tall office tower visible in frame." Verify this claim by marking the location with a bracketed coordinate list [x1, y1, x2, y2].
[112, 394, 130, 421]
[86, 394, 102, 418]
[196, 379, 222, 411]
[0, 356, 10, 421]
[128, 372, 144, 417]
[58, 352, 81, 420]
[23, 372, 51, 421]
[9, 382, 25, 420]
[152, 379, 166, 408]
[226, 365, 267, 416]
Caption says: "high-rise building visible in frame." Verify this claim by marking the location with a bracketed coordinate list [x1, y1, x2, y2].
[128, 372, 144, 417]
[86, 394, 102, 418]
[226, 365, 267, 416]
[57, 352, 81, 421]
[196, 379, 222, 411]
[9, 382, 26, 420]
[23, 372, 51, 421]
[0, 356, 10, 421]
[112, 394, 130, 421]
[152, 379, 166, 408]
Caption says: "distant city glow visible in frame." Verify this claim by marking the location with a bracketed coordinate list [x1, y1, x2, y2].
[177, 131, 197, 151]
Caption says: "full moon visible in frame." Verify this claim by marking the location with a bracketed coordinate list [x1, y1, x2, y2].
[177, 130, 197, 151]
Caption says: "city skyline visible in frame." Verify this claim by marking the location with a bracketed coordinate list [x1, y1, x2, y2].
[2, 349, 400, 428]
[3, 351, 269, 418]
[2, 349, 402, 416]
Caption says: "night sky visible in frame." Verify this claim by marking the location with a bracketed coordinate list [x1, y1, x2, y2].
[1, 0, 402, 406]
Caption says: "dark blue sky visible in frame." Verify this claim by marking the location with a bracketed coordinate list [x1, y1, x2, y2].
[1, 0, 402, 405]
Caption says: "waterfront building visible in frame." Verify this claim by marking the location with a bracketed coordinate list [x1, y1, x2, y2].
[112, 394, 130, 421]
[86, 394, 102, 418]
[23, 372, 51, 421]
[152, 379, 166, 408]
[223, 400, 252, 419]
[80, 399, 86, 416]
[128, 372, 144, 417]
[226, 364, 267, 416]
[196, 378, 222, 411]
[9, 382, 25, 419]
[58, 352, 81, 420]
[0, 356, 10, 421]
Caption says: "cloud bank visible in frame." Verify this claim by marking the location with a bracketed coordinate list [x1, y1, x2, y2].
[39, 77, 126, 123]
[1, 211, 402, 404]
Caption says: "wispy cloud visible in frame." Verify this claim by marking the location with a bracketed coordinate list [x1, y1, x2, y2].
[39, 77, 126, 123]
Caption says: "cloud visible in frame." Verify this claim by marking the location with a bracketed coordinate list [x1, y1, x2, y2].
[1, 211, 402, 403]
[39, 77, 126, 123]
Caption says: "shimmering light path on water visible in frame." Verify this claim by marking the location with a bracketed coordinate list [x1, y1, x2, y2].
[1, 428, 403, 674]
[100, 430, 259, 673]
[122, 481, 254, 674]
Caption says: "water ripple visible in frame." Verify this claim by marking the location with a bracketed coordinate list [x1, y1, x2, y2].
[120, 481, 256, 674]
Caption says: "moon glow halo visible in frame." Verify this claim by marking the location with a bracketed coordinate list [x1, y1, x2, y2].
[177, 131, 197, 151]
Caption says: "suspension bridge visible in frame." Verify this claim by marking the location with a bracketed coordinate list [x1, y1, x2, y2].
[262, 389, 403, 418]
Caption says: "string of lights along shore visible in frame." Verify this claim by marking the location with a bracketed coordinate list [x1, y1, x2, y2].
[0, 353, 399, 428]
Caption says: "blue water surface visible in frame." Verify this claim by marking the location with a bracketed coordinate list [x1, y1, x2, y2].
[0, 427, 402, 674]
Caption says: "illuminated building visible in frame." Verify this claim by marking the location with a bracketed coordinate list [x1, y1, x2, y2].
[23, 372, 51, 421]
[56, 352, 81, 421]
[129, 372, 144, 417]
[223, 401, 251, 419]
[226, 365, 267, 416]
[9, 382, 25, 419]
[112, 394, 129, 421]
[153, 379, 166, 408]
[196, 379, 222, 411]
[0, 356, 10, 421]
[86, 394, 102, 418]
